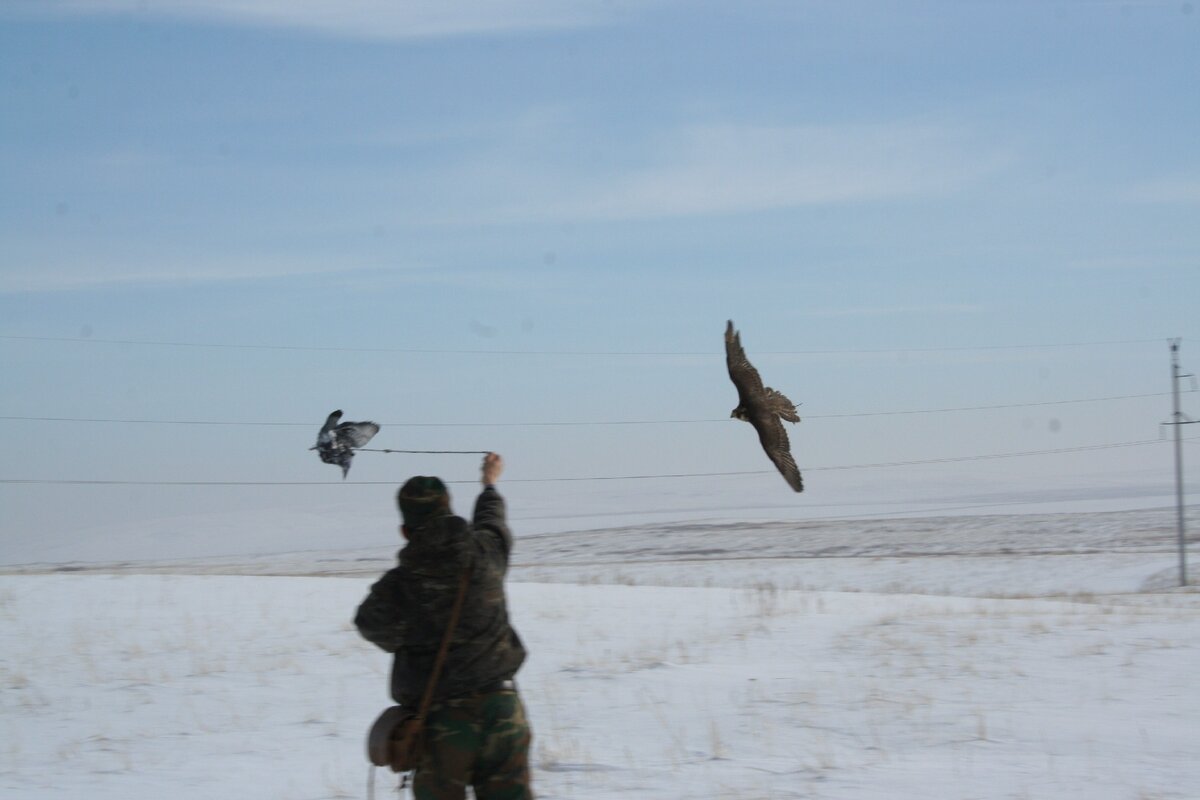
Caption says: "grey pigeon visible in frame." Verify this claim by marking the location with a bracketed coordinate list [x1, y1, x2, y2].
[725, 320, 804, 492]
[312, 410, 380, 478]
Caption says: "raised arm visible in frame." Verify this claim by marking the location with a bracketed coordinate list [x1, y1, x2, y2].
[473, 452, 513, 560]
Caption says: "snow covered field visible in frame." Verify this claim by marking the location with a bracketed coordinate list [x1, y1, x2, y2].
[3, 508, 1199, 799]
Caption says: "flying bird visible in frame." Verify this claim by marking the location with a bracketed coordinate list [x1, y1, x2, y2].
[311, 410, 380, 478]
[724, 320, 804, 492]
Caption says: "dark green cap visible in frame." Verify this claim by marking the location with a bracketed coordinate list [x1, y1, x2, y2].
[397, 476, 451, 527]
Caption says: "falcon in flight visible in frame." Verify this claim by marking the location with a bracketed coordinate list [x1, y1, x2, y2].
[724, 320, 804, 492]
[311, 410, 380, 478]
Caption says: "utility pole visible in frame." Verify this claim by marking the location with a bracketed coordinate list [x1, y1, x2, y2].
[1166, 339, 1197, 587]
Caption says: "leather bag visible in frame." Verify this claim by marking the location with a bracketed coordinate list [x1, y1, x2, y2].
[367, 705, 424, 772]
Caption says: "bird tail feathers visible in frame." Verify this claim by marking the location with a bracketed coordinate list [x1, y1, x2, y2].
[764, 387, 800, 423]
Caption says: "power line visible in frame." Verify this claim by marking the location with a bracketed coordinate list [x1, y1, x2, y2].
[806, 438, 1172, 471]
[0, 391, 1181, 429]
[0, 333, 1165, 357]
[517, 499, 1197, 531]
[0, 415, 307, 427]
[807, 392, 1180, 419]
[1, 437, 1184, 487]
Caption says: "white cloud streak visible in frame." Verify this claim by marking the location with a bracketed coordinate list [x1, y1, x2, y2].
[0, 258, 412, 294]
[1123, 176, 1200, 204]
[20, 0, 642, 40]
[798, 304, 986, 319]
[0, 116, 1014, 291]
[475, 120, 1014, 223]
[0, 251, 570, 295]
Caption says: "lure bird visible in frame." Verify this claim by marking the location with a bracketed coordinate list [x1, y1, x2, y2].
[724, 320, 804, 492]
[311, 410, 380, 478]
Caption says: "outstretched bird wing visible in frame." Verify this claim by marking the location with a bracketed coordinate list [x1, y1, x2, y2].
[725, 320, 764, 407]
[336, 421, 380, 449]
[316, 410, 344, 445]
[750, 411, 804, 492]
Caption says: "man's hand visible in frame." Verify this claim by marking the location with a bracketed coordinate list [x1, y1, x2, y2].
[481, 452, 504, 486]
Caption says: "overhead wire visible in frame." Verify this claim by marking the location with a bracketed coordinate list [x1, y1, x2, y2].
[0, 391, 1184, 428]
[0, 333, 1167, 356]
[515, 499, 1196, 530]
[1, 437, 1188, 487]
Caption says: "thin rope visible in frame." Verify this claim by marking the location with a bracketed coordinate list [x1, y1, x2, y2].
[365, 765, 407, 799]
[356, 448, 489, 455]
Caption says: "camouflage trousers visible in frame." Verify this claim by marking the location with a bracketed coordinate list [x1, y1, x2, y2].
[412, 688, 534, 800]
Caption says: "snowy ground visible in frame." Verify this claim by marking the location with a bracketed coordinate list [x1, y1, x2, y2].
[3, 508, 1199, 799]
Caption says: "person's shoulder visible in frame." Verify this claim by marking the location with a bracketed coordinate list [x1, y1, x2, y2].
[364, 562, 407, 601]
[401, 514, 473, 571]
[438, 514, 472, 548]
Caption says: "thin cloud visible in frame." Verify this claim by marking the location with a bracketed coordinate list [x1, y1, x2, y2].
[0, 254, 569, 295]
[1123, 176, 1200, 204]
[1061, 254, 1194, 272]
[2, 265, 311, 295]
[479, 120, 1014, 223]
[0, 259, 431, 294]
[19, 0, 643, 40]
[799, 304, 986, 319]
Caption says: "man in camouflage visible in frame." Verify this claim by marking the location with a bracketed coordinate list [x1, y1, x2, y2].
[355, 452, 533, 799]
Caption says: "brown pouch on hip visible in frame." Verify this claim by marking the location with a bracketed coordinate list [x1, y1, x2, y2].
[367, 706, 424, 773]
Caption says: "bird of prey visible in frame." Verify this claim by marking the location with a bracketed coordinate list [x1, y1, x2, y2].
[724, 320, 804, 492]
[311, 410, 380, 478]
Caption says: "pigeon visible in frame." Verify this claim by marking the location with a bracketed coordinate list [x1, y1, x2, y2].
[724, 320, 804, 492]
[311, 410, 380, 478]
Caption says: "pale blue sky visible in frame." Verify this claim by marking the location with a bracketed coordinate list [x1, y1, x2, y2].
[2, 1, 1198, 562]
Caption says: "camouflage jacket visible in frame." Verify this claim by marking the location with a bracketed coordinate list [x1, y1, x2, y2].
[354, 487, 527, 705]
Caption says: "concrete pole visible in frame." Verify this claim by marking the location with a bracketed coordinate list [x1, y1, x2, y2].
[1170, 339, 1188, 587]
